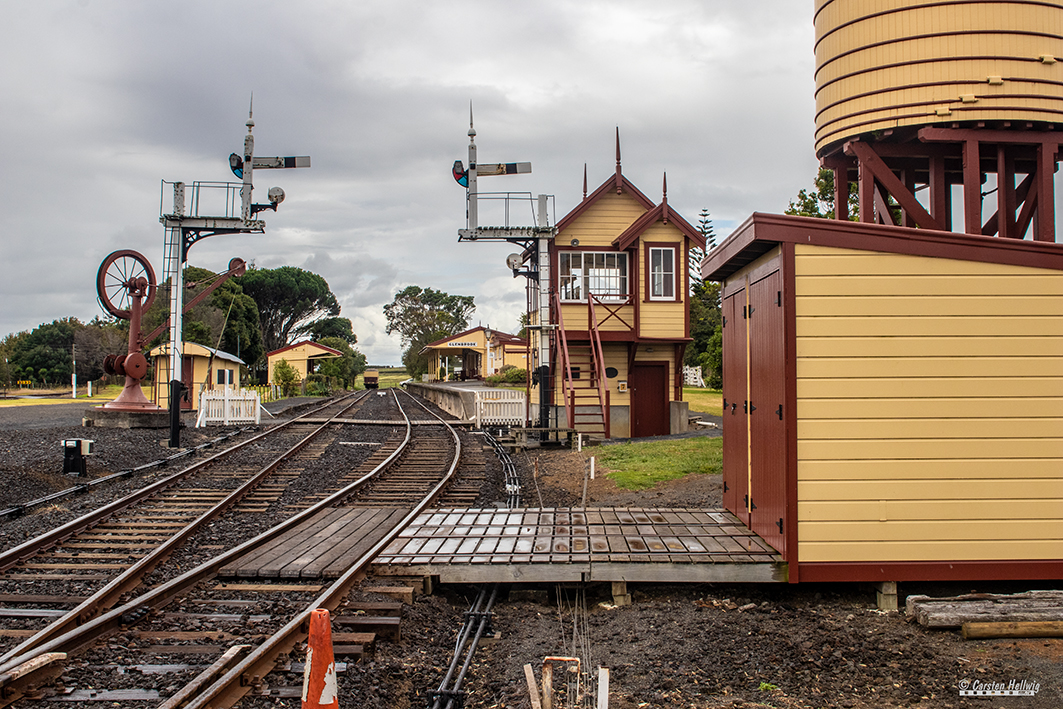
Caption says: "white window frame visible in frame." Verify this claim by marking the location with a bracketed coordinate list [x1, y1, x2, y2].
[559, 251, 628, 302]
[649, 247, 676, 300]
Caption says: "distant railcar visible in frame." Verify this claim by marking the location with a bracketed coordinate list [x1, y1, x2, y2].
[363, 370, 379, 389]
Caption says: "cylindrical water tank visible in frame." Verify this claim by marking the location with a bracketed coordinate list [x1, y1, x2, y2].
[814, 0, 1063, 157]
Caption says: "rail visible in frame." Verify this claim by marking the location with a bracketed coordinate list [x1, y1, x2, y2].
[0, 392, 369, 671]
[0, 389, 463, 707]
[180, 388, 463, 708]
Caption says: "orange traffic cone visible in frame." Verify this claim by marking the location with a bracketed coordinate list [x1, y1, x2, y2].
[302, 608, 339, 709]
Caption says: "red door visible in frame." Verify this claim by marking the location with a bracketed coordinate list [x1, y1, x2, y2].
[181, 355, 194, 410]
[721, 289, 748, 524]
[749, 270, 787, 554]
[630, 364, 669, 437]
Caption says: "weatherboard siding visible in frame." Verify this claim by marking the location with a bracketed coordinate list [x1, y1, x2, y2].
[559, 191, 647, 247]
[793, 243, 1063, 564]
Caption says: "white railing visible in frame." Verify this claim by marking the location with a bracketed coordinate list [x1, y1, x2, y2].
[474, 389, 525, 427]
[196, 388, 262, 426]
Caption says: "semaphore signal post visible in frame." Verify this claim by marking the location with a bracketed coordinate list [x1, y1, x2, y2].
[160, 105, 309, 448]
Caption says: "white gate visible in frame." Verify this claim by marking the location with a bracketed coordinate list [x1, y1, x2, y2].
[474, 389, 525, 427]
[683, 365, 706, 388]
[196, 388, 262, 426]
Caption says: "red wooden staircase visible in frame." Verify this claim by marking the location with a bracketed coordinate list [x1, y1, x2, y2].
[553, 294, 610, 439]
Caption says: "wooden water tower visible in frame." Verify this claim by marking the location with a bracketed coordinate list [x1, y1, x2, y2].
[815, 0, 1063, 240]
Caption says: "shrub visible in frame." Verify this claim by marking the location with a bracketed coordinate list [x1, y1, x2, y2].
[486, 367, 527, 386]
[273, 359, 301, 397]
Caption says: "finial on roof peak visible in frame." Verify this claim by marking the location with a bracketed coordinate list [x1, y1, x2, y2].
[615, 127, 623, 194]
[662, 172, 670, 223]
[583, 163, 588, 200]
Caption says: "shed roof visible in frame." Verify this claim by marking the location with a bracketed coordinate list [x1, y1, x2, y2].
[266, 340, 343, 359]
[703, 213, 1063, 282]
[148, 341, 245, 365]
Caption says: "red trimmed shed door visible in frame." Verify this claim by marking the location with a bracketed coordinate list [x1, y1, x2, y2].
[749, 270, 787, 555]
[721, 289, 748, 525]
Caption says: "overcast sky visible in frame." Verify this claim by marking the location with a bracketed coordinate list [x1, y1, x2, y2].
[0, 0, 818, 365]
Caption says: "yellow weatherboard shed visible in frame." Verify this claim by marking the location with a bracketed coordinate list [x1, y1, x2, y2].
[704, 213, 1063, 584]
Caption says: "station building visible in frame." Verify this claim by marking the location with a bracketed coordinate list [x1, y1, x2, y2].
[420, 326, 527, 381]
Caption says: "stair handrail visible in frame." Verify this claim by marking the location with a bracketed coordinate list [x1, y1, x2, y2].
[552, 292, 576, 429]
[586, 295, 611, 438]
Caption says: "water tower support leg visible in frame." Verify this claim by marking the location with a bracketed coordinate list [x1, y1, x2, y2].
[1036, 141, 1056, 242]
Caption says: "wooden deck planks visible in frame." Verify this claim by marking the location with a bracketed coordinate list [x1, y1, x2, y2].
[374, 507, 786, 583]
[219, 507, 406, 579]
[218, 506, 787, 585]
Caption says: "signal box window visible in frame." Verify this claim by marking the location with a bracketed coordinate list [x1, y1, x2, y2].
[650, 247, 676, 300]
[559, 252, 627, 301]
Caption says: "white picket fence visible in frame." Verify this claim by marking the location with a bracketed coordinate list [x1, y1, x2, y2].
[474, 389, 525, 427]
[196, 388, 262, 426]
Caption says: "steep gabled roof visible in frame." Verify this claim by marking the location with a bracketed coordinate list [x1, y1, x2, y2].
[614, 174, 705, 250]
[556, 173, 656, 234]
[614, 200, 705, 250]
[556, 129, 656, 234]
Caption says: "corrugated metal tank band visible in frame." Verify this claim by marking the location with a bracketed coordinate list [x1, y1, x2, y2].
[814, 0, 1063, 156]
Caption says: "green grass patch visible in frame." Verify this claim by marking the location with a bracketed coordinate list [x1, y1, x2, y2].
[589, 436, 722, 490]
[684, 387, 722, 417]
[0, 384, 123, 407]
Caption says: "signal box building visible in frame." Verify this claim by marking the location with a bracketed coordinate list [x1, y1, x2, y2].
[533, 163, 706, 439]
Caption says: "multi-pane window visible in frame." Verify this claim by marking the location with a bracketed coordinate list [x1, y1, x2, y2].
[650, 247, 675, 299]
[216, 369, 234, 385]
[559, 252, 628, 301]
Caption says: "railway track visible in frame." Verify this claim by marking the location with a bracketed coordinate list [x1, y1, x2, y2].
[0, 388, 472, 706]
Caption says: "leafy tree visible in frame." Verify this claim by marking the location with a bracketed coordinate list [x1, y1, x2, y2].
[8, 318, 79, 386]
[683, 207, 723, 389]
[315, 336, 367, 389]
[690, 208, 717, 294]
[685, 281, 722, 387]
[74, 317, 128, 382]
[296, 317, 357, 345]
[383, 286, 475, 378]
[235, 266, 340, 354]
[273, 358, 301, 397]
[786, 167, 859, 220]
[142, 265, 264, 377]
